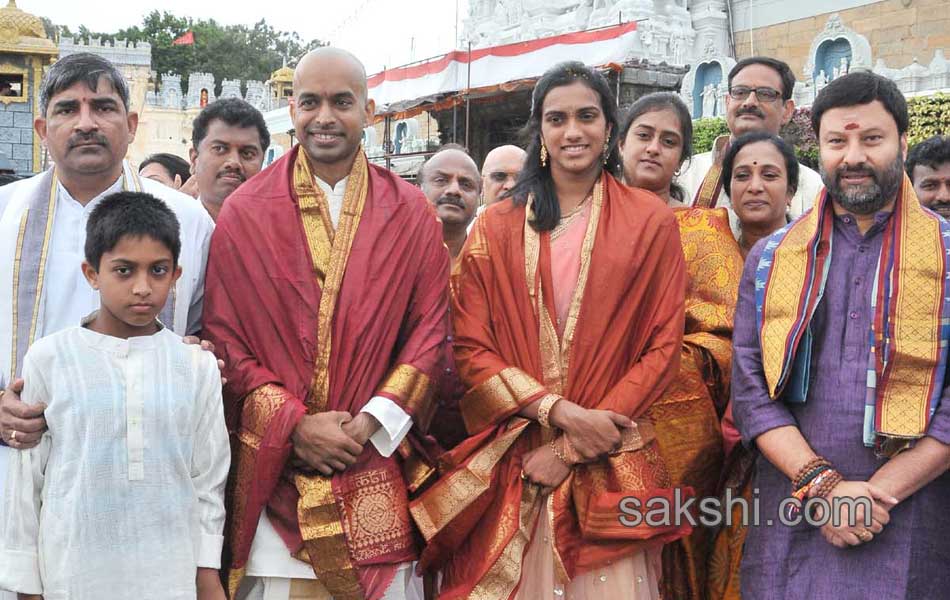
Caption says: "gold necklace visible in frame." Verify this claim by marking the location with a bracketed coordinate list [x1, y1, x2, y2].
[551, 194, 592, 241]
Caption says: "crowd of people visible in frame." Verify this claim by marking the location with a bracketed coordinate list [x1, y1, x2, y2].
[0, 40, 948, 600]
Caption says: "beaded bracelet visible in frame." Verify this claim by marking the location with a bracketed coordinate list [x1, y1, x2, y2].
[796, 465, 832, 491]
[811, 469, 843, 499]
[536, 394, 561, 429]
[793, 456, 832, 489]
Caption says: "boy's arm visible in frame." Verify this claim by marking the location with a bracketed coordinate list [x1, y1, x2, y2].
[196, 567, 225, 600]
[190, 349, 230, 571]
[0, 357, 50, 596]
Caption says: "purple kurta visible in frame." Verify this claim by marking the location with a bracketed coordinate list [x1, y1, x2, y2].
[732, 211, 950, 600]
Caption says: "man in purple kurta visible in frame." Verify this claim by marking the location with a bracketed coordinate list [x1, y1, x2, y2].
[732, 73, 950, 599]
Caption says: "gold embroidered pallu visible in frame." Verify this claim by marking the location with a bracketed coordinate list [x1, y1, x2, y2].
[412, 175, 692, 599]
[212, 146, 449, 600]
[292, 150, 369, 599]
[646, 207, 742, 600]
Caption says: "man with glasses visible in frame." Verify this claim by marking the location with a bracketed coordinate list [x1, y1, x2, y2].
[480, 144, 525, 205]
[680, 56, 824, 220]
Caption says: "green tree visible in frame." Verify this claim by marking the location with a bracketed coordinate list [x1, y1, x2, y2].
[56, 11, 324, 93]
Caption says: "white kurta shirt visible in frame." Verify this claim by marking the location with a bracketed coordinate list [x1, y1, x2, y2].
[0, 163, 216, 596]
[0, 323, 230, 598]
[0, 161, 215, 386]
[245, 174, 413, 586]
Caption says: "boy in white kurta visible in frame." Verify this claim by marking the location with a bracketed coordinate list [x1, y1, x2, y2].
[0, 191, 230, 600]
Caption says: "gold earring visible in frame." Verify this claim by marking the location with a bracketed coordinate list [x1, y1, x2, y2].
[540, 141, 548, 167]
[602, 141, 610, 165]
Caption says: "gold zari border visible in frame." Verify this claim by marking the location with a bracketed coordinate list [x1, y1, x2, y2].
[410, 419, 531, 541]
[379, 363, 435, 430]
[292, 150, 370, 599]
[460, 367, 545, 434]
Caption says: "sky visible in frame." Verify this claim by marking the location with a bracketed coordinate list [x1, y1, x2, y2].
[26, 0, 470, 75]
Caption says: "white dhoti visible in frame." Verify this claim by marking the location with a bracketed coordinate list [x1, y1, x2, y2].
[236, 563, 423, 600]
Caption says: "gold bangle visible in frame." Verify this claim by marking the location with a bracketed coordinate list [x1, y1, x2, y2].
[550, 438, 572, 466]
[536, 394, 561, 428]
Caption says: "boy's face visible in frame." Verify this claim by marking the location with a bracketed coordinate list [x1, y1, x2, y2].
[81, 235, 182, 338]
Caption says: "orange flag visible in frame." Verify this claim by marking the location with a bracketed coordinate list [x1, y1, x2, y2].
[172, 31, 195, 46]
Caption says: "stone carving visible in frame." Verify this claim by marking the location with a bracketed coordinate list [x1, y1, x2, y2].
[220, 79, 243, 99]
[803, 13, 872, 82]
[462, 0, 700, 67]
[701, 83, 716, 118]
[680, 55, 735, 118]
[154, 73, 183, 109]
[894, 58, 929, 94]
[815, 70, 828, 94]
[716, 82, 727, 117]
[244, 80, 270, 111]
[839, 56, 849, 78]
[186, 72, 216, 109]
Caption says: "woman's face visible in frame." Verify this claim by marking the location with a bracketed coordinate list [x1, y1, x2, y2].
[730, 141, 793, 230]
[540, 81, 609, 178]
[620, 108, 684, 196]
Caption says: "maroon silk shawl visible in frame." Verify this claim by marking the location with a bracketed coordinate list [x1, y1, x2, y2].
[203, 146, 450, 599]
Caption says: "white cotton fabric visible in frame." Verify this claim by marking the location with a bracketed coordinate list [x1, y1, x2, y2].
[0, 161, 216, 548]
[0, 324, 230, 598]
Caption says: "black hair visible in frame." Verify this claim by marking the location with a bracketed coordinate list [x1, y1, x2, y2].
[619, 92, 693, 203]
[811, 71, 908, 136]
[192, 97, 270, 152]
[722, 131, 800, 198]
[728, 56, 796, 101]
[507, 61, 622, 231]
[139, 153, 192, 185]
[85, 191, 181, 270]
[906, 135, 950, 180]
[40, 52, 130, 116]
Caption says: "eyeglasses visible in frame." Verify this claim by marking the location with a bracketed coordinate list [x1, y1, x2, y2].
[728, 86, 783, 103]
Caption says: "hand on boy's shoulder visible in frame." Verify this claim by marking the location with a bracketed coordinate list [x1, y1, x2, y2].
[182, 335, 227, 386]
[1, 378, 46, 449]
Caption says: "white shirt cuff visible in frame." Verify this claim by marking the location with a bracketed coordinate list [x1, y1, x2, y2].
[361, 396, 412, 458]
[0, 549, 43, 594]
[196, 533, 224, 569]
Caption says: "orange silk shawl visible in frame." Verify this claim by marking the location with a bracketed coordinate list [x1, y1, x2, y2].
[411, 175, 691, 600]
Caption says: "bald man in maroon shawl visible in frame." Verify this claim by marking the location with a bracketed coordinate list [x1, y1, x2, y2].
[203, 49, 450, 600]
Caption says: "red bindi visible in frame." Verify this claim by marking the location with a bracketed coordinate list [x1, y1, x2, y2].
[844, 122, 859, 130]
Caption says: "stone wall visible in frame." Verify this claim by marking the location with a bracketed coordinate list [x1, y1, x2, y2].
[733, 0, 950, 79]
[0, 96, 35, 172]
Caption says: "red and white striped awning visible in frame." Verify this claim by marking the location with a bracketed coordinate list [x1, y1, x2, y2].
[366, 21, 639, 111]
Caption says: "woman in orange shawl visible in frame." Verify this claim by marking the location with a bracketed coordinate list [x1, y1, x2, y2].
[619, 92, 743, 600]
[410, 62, 690, 600]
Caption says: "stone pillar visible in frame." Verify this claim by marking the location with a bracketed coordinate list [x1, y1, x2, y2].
[690, 0, 731, 61]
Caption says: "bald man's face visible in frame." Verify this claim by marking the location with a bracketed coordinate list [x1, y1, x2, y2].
[291, 53, 374, 170]
[421, 150, 480, 228]
[481, 146, 525, 204]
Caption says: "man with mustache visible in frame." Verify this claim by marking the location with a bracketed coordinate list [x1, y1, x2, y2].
[419, 145, 480, 261]
[680, 56, 823, 224]
[187, 97, 269, 221]
[906, 135, 950, 219]
[731, 71, 950, 599]
[0, 52, 215, 597]
[203, 47, 449, 600]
